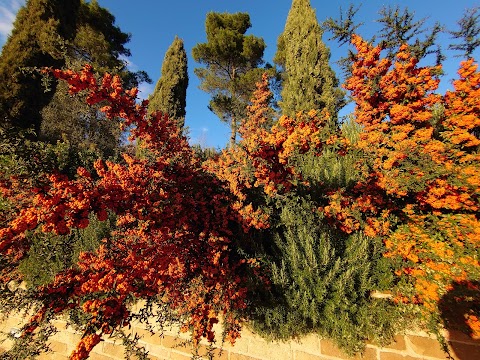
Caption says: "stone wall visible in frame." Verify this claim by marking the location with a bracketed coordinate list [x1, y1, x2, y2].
[1, 312, 480, 360]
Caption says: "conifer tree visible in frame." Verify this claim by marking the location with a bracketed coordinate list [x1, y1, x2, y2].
[376, 5, 443, 62]
[0, 0, 80, 136]
[275, 0, 344, 122]
[192, 12, 266, 146]
[149, 36, 189, 129]
[324, 4, 444, 75]
[39, 0, 149, 157]
[449, 7, 480, 58]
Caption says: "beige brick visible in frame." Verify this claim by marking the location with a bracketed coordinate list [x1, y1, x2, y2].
[379, 352, 421, 360]
[319, 340, 378, 360]
[247, 336, 293, 359]
[0, 316, 23, 332]
[53, 330, 82, 348]
[144, 343, 171, 359]
[162, 335, 192, 352]
[197, 344, 229, 360]
[448, 341, 480, 360]
[147, 355, 164, 360]
[170, 351, 192, 360]
[88, 352, 116, 360]
[382, 336, 407, 351]
[102, 341, 128, 359]
[52, 320, 68, 331]
[229, 353, 259, 360]
[47, 340, 68, 355]
[134, 327, 164, 346]
[320, 339, 349, 359]
[0, 338, 13, 352]
[37, 352, 69, 360]
[406, 335, 449, 359]
[220, 335, 249, 354]
[358, 347, 378, 360]
[292, 334, 321, 353]
[295, 351, 326, 360]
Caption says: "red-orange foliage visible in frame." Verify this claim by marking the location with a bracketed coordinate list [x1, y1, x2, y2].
[0, 65, 258, 359]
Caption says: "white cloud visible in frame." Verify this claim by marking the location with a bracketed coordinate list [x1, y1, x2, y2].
[119, 54, 139, 72]
[0, 0, 24, 43]
[138, 81, 154, 100]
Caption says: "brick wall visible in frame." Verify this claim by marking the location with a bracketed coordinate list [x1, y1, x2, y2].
[1, 313, 479, 360]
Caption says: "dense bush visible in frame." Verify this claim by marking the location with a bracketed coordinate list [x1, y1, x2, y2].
[0, 35, 479, 360]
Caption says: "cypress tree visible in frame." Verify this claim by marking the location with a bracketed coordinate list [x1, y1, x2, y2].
[0, 0, 80, 136]
[192, 12, 266, 146]
[275, 0, 344, 121]
[149, 36, 189, 129]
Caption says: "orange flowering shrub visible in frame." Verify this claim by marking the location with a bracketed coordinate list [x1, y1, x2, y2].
[0, 65, 259, 359]
[342, 35, 480, 335]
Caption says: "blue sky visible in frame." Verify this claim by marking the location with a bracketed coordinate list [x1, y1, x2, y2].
[0, 0, 478, 148]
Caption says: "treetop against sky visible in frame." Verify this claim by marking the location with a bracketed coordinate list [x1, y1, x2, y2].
[0, 0, 478, 148]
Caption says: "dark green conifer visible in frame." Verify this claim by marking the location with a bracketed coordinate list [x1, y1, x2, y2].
[275, 0, 345, 121]
[40, 0, 149, 158]
[192, 12, 266, 146]
[0, 0, 80, 136]
[149, 36, 189, 129]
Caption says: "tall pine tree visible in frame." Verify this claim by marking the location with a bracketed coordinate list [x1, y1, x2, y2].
[192, 12, 266, 146]
[0, 0, 80, 136]
[275, 0, 344, 122]
[149, 36, 189, 129]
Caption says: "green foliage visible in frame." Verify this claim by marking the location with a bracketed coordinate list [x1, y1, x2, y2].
[241, 122, 403, 355]
[324, 4, 444, 76]
[376, 5, 443, 63]
[248, 196, 400, 355]
[0, 0, 80, 135]
[449, 7, 480, 58]
[149, 36, 189, 129]
[19, 212, 114, 287]
[275, 0, 345, 121]
[73, 0, 131, 73]
[0, 0, 149, 157]
[39, 0, 151, 156]
[40, 80, 122, 160]
[192, 12, 267, 145]
[191, 144, 219, 162]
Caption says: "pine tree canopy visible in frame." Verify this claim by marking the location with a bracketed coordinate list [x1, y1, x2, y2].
[449, 7, 480, 58]
[192, 12, 266, 146]
[0, 0, 80, 136]
[149, 36, 189, 129]
[0, 0, 148, 147]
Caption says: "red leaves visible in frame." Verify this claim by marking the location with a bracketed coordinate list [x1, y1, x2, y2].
[0, 65, 259, 359]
